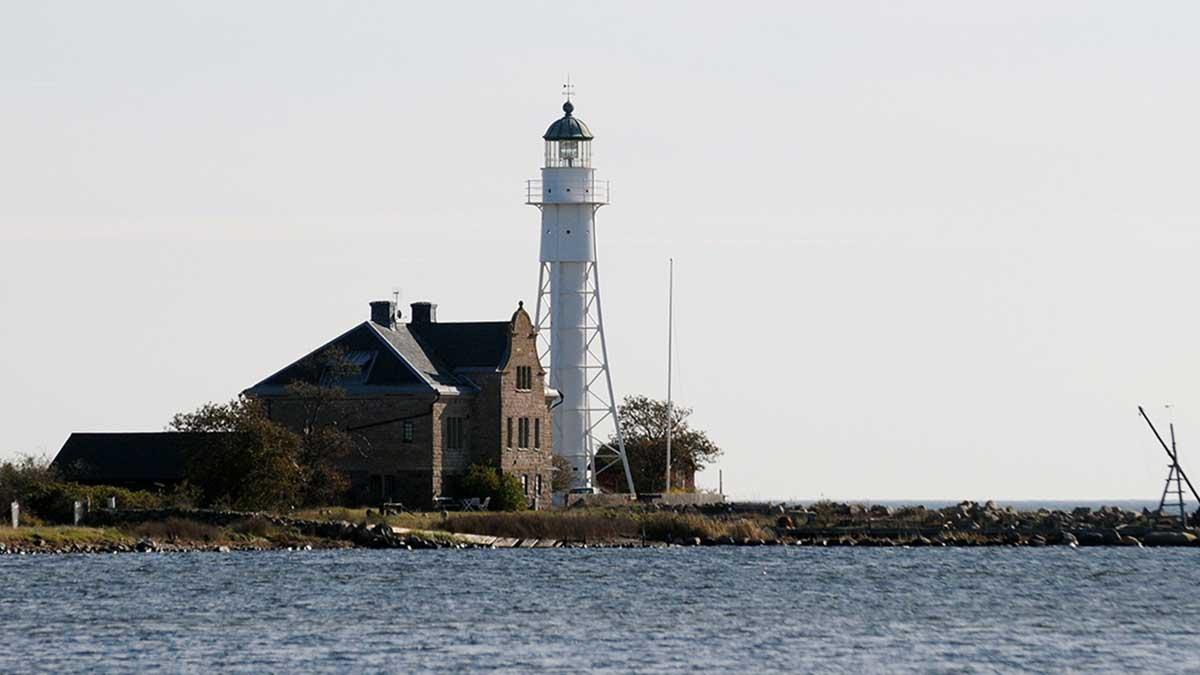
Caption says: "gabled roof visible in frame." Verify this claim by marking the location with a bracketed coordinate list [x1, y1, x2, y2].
[52, 432, 228, 485]
[244, 315, 516, 397]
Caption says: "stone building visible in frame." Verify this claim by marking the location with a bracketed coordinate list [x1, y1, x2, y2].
[244, 300, 555, 509]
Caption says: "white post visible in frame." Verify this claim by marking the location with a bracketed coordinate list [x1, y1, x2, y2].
[10, 501, 18, 528]
[74, 501, 84, 526]
[665, 258, 674, 494]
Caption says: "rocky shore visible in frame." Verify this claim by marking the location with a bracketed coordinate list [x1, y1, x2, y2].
[755, 500, 1199, 548]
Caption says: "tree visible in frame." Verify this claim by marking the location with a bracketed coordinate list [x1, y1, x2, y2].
[169, 397, 303, 510]
[170, 347, 363, 509]
[597, 395, 722, 494]
[550, 454, 575, 492]
[0, 453, 56, 506]
[281, 346, 362, 504]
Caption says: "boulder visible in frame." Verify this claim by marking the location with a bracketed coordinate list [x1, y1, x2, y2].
[1142, 531, 1198, 547]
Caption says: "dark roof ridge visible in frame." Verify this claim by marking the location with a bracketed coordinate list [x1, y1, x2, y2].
[245, 321, 381, 394]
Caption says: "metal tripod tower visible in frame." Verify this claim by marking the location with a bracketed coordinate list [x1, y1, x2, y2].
[1138, 406, 1199, 530]
[526, 94, 635, 494]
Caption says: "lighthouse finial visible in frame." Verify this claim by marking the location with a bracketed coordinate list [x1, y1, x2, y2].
[562, 76, 575, 114]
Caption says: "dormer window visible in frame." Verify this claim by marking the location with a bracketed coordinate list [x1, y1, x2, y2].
[320, 350, 377, 387]
[516, 366, 533, 391]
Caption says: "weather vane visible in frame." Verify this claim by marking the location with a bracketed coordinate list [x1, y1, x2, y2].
[562, 75, 575, 102]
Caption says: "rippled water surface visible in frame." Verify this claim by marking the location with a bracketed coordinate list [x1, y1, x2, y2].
[2, 548, 1199, 672]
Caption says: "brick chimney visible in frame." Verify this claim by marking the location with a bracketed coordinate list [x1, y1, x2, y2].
[370, 300, 397, 329]
[410, 301, 437, 324]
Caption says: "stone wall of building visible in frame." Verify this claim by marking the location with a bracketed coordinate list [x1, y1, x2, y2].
[430, 395, 476, 500]
[494, 309, 553, 509]
[261, 393, 441, 507]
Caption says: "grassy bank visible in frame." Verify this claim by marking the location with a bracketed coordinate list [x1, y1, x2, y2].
[0, 516, 344, 554]
[293, 507, 777, 543]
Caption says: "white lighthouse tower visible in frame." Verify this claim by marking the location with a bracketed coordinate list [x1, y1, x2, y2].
[527, 94, 636, 494]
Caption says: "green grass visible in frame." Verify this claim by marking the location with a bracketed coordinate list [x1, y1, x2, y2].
[0, 526, 134, 548]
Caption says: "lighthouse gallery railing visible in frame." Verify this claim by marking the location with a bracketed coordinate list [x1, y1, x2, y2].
[525, 179, 610, 205]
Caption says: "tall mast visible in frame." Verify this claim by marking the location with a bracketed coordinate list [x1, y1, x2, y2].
[665, 258, 674, 493]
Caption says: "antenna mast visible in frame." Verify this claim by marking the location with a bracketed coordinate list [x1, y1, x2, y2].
[665, 258, 674, 494]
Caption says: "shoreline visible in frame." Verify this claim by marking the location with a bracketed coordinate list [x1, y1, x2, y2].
[2, 500, 1197, 556]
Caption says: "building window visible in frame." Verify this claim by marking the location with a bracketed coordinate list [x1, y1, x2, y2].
[402, 420, 414, 443]
[534, 418, 541, 449]
[521, 474, 529, 495]
[518, 418, 530, 448]
[516, 366, 532, 390]
[446, 417, 465, 450]
[536, 474, 543, 495]
[506, 417, 513, 448]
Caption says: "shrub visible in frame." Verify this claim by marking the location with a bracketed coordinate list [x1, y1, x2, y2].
[131, 518, 221, 543]
[492, 473, 528, 512]
[460, 464, 500, 500]
[231, 516, 279, 538]
[460, 464, 528, 512]
[18, 481, 168, 524]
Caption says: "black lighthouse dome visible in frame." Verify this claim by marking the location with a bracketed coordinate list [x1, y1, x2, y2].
[543, 101, 593, 141]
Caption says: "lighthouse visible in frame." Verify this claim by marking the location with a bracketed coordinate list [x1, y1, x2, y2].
[527, 95, 636, 494]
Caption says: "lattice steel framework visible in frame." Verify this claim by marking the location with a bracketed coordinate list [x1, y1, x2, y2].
[532, 231, 636, 494]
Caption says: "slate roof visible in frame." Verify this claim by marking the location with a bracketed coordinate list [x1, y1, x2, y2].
[52, 432, 229, 486]
[245, 317, 514, 397]
[544, 101, 593, 141]
[409, 321, 511, 370]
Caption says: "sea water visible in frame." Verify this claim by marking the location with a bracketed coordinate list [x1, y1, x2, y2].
[2, 547, 1198, 672]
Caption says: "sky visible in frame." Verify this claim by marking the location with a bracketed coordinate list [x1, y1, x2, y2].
[3, 2, 1199, 501]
